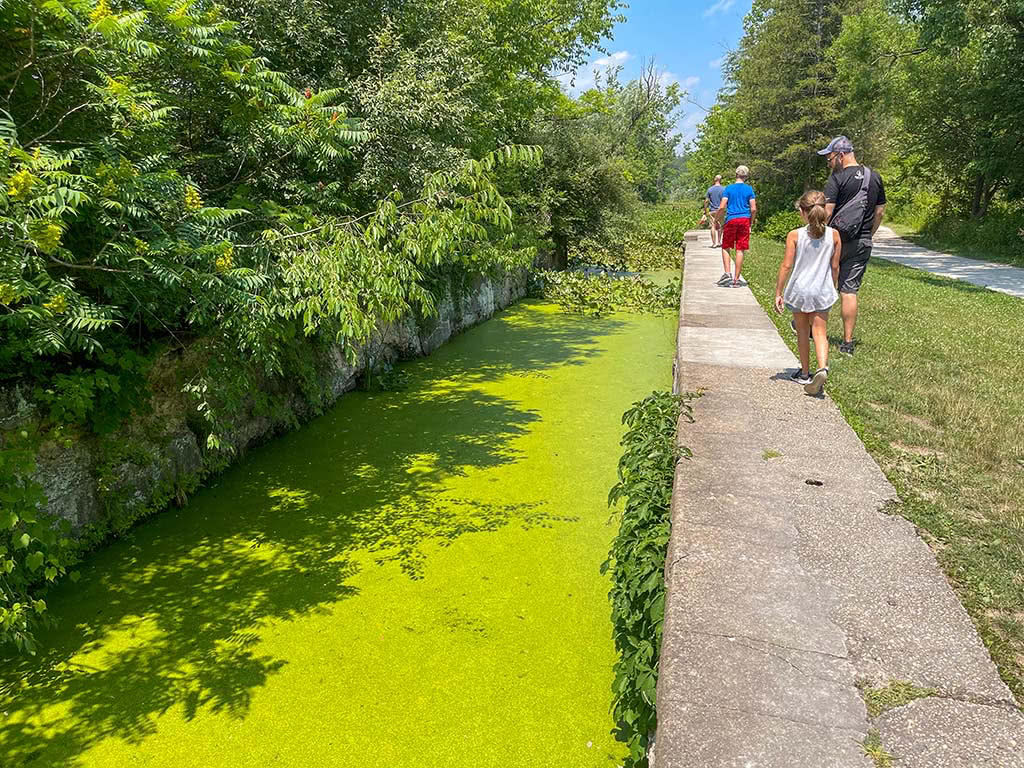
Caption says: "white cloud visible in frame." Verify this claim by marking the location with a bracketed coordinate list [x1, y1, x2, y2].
[703, 0, 736, 18]
[674, 110, 706, 153]
[709, 56, 724, 69]
[680, 111, 704, 141]
[658, 72, 700, 93]
[593, 50, 632, 68]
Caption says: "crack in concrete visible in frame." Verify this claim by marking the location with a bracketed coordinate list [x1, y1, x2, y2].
[681, 628, 850, 661]
[674, 697, 867, 735]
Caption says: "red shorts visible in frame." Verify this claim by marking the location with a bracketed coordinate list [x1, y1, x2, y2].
[722, 217, 751, 250]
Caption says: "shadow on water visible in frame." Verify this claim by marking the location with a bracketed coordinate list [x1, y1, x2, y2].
[0, 302, 626, 767]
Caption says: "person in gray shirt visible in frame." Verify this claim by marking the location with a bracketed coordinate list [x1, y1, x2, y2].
[704, 174, 725, 247]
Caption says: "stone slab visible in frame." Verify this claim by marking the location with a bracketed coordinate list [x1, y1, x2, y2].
[878, 698, 1024, 767]
[677, 326, 796, 368]
[653, 701, 873, 768]
[659, 632, 864, 731]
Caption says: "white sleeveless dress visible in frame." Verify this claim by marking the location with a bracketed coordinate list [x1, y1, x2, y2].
[783, 226, 839, 313]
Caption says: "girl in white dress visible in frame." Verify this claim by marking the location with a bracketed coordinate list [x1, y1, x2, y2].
[774, 190, 841, 395]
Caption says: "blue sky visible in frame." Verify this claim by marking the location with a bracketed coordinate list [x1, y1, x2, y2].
[556, 0, 752, 149]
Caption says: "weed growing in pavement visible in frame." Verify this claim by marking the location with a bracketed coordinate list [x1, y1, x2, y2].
[862, 730, 894, 768]
[857, 679, 938, 717]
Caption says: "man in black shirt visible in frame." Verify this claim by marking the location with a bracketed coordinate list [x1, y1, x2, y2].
[818, 136, 887, 357]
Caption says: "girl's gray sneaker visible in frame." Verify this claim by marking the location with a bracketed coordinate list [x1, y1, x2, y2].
[790, 368, 812, 384]
[804, 367, 828, 396]
[717, 273, 732, 286]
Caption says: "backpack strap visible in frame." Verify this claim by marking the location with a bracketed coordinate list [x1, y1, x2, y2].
[831, 166, 873, 237]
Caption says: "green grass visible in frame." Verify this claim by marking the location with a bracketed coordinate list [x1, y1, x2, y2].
[862, 729, 894, 768]
[741, 234, 1024, 703]
[761, 449, 782, 460]
[0, 301, 678, 767]
[857, 680, 938, 718]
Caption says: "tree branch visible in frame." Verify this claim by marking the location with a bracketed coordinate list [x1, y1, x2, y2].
[27, 102, 97, 145]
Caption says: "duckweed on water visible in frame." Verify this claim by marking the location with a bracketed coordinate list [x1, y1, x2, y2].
[0, 300, 677, 767]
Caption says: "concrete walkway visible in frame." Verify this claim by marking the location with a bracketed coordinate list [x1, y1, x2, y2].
[654, 230, 1023, 767]
[872, 227, 1024, 298]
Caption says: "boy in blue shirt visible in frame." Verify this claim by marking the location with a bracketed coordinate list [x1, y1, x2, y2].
[713, 165, 757, 286]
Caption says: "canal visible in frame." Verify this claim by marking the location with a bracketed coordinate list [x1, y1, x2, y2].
[1, 298, 677, 767]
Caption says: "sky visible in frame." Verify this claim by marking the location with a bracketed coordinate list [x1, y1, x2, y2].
[555, 0, 752, 151]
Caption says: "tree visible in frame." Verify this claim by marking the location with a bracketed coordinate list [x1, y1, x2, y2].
[832, 0, 1024, 217]
[720, 0, 846, 206]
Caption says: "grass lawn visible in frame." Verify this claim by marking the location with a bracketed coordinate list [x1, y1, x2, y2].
[741, 234, 1024, 703]
[0, 301, 678, 767]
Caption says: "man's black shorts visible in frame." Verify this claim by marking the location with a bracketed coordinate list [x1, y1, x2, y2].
[839, 241, 871, 294]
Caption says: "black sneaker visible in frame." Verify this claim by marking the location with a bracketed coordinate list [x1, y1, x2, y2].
[716, 273, 732, 286]
[804, 367, 828, 395]
[838, 341, 855, 357]
[790, 368, 812, 384]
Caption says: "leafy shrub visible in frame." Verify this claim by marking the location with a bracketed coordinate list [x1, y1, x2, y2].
[915, 204, 1024, 267]
[32, 349, 151, 434]
[760, 209, 802, 241]
[568, 205, 689, 273]
[533, 271, 679, 317]
[635, 203, 697, 248]
[606, 391, 693, 766]
[0, 441, 78, 653]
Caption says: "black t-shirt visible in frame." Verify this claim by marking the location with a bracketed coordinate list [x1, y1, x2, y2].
[824, 165, 887, 242]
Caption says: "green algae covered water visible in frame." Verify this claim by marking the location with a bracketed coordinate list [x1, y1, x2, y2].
[1, 300, 677, 768]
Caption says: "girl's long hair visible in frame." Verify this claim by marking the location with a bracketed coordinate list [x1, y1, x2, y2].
[796, 190, 827, 239]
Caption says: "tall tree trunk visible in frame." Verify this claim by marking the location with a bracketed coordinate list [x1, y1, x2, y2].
[979, 181, 1000, 219]
[552, 230, 568, 271]
[971, 173, 985, 218]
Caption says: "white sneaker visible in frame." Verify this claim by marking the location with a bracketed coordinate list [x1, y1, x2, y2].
[804, 367, 828, 396]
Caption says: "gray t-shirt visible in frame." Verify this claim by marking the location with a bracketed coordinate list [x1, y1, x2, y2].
[706, 184, 725, 210]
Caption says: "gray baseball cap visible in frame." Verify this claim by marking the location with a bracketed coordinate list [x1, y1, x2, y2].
[817, 136, 854, 155]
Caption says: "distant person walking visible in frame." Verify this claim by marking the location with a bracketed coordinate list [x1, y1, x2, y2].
[713, 165, 757, 287]
[818, 136, 886, 356]
[774, 190, 841, 396]
[704, 174, 725, 247]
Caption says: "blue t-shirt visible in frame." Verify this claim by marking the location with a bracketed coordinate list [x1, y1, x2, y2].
[705, 184, 725, 210]
[723, 182, 756, 222]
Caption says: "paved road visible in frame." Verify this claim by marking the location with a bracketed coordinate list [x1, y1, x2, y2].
[653, 230, 1024, 768]
[872, 227, 1024, 298]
